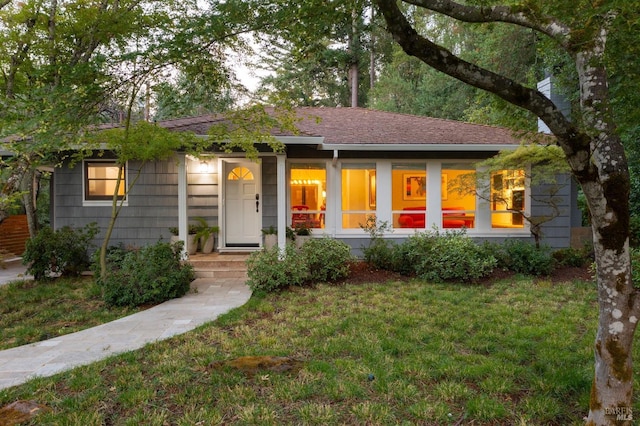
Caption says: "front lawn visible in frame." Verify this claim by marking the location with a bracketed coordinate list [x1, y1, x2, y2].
[0, 277, 142, 350]
[1, 275, 625, 425]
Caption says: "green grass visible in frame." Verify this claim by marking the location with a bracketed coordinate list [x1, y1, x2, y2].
[0, 277, 141, 350]
[1, 276, 634, 425]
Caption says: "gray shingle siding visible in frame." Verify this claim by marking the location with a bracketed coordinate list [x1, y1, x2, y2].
[187, 157, 219, 230]
[54, 157, 181, 249]
[532, 173, 573, 249]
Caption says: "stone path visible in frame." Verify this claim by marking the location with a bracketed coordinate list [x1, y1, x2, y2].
[0, 276, 251, 390]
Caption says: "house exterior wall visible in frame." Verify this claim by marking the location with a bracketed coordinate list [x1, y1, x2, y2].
[529, 174, 573, 248]
[52, 153, 576, 254]
[54, 157, 181, 250]
[187, 157, 219, 231]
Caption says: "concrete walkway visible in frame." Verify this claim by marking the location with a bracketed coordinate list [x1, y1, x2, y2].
[0, 258, 32, 286]
[0, 275, 252, 390]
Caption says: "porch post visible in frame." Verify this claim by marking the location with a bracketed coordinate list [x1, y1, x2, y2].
[277, 154, 287, 253]
[426, 161, 442, 228]
[178, 153, 188, 258]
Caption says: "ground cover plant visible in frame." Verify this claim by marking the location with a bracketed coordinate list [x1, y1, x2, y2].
[0, 277, 141, 350]
[3, 271, 634, 425]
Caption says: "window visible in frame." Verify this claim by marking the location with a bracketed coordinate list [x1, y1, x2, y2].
[393, 164, 426, 229]
[84, 161, 126, 201]
[491, 170, 525, 228]
[442, 163, 476, 229]
[227, 166, 254, 181]
[290, 163, 326, 229]
[341, 163, 376, 229]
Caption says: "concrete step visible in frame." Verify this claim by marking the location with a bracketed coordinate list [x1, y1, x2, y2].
[188, 253, 250, 280]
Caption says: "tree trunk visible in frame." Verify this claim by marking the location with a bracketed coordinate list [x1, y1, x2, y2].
[19, 164, 38, 238]
[574, 52, 639, 426]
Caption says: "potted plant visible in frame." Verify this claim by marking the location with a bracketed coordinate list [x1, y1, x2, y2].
[168, 227, 179, 244]
[294, 224, 312, 248]
[187, 224, 199, 255]
[262, 225, 278, 249]
[194, 217, 219, 254]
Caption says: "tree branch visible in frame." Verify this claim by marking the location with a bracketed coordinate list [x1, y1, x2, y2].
[373, 0, 589, 156]
[402, 0, 571, 44]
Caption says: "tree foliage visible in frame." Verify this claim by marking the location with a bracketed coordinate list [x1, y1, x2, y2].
[474, 144, 570, 247]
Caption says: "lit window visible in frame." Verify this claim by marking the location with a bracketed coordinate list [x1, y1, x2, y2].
[290, 164, 326, 229]
[491, 170, 525, 228]
[442, 163, 476, 229]
[341, 163, 376, 229]
[227, 166, 254, 181]
[85, 161, 126, 201]
[393, 164, 426, 229]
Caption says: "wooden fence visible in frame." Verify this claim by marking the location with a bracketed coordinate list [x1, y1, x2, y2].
[0, 215, 30, 257]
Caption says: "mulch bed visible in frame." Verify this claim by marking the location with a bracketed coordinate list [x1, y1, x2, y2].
[343, 260, 593, 285]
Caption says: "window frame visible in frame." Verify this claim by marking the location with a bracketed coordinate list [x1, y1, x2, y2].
[83, 159, 128, 206]
[339, 162, 378, 231]
[288, 161, 328, 230]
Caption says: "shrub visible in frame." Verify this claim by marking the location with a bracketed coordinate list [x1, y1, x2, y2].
[23, 223, 98, 280]
[300, 237, 353, 283]
[100, 241, 194, 307]
[394, 228, 496, 282]
[552, 246, 593, 267]
[494, 240, 555, 276]
[246, 244, 309, 293]
[360, 218, 396, 270]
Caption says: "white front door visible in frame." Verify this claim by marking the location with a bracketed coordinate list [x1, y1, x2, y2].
[224, 160, 261, 247]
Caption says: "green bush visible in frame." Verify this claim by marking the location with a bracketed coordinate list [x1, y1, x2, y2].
[100, 241, 194, 307]
[360, 218, 396, 270]
[246, 244, 309, 293]
[300, 237, 353, 283]
[552, 246, 593, 267]
[394, 229, 496, 282]
[23, 223, 98, 280]
[494, 240, 555, 276]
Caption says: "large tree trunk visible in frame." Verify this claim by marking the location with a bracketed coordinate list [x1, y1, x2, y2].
[574, 50, 639, 426]
[373, 1, 638, 424]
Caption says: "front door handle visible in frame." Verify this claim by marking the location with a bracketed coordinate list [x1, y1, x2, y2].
[256, 194, 260, 212]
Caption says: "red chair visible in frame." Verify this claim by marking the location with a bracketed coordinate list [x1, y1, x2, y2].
[291, 205, 310, 227]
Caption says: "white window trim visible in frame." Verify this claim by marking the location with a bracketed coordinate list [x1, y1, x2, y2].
[82, 159, 129, 207]
[329, 159, 530, 237]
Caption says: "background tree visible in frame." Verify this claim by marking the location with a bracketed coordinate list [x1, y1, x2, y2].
[370, 8, 538, 129]
[253, 0, 389, 107]
[373, 0, 637, 424]
[0, 0, 180, 234]
[0, 0, 253, 236]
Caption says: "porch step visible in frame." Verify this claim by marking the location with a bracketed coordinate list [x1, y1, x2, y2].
[188, 253, 250, 280]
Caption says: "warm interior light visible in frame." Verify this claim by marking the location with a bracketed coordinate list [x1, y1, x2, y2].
[199, 161, 211, 173]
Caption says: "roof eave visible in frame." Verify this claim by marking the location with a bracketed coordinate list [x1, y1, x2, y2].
[318, 143, 519, 151]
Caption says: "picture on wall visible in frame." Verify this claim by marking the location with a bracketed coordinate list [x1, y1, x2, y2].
[403, 174, 426, 200]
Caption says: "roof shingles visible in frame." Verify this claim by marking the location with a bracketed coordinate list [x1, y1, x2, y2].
[156, 107, 520, 146]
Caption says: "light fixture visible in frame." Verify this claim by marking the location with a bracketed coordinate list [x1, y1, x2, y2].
[199, 161, 211, 174]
